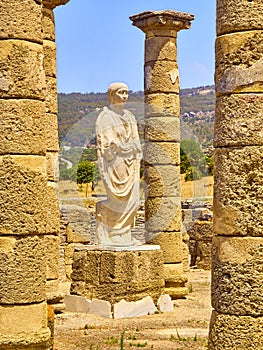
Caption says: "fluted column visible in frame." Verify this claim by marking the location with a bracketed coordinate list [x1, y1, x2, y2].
[130, 10, 194, 298]
[209, 0, 263, 348]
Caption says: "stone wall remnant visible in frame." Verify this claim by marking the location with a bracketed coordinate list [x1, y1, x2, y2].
[189, 220, 213, 270]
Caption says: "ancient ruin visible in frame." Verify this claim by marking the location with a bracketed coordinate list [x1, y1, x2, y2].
[1, 0, 263, 349]
[0, 0, 69, 349]
[130, 10, 194, 299]
[209, 0, 263, 348]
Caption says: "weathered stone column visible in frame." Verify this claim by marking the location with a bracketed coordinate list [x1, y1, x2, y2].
[42, 0, 69, 313]
[209, 0, 263, 348]
[130, 10, 194, 298]
[0, 1, 50, 348]
[0, 0, 69, 348]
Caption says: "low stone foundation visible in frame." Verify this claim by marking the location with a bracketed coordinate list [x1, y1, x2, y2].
[188, 221, 213, 270]
[182, 201, 213, 270]
[70, 245, 164, 305]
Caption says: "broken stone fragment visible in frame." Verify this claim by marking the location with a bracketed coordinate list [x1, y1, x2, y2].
[157, 294, 174, 313]
[114, 296, 156, 319]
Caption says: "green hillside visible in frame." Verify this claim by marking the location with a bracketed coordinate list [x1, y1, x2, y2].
[58, 86, 215, 149]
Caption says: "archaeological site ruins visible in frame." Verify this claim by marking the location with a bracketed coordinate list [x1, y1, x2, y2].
[0, 0, 262, 349]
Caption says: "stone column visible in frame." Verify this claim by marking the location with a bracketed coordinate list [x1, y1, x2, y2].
[0, 1, 50, 348]
[130, 10, 194, 299]
[0, 0, 69, 349]
[209, 0, 263, 348]
[42, 0, 69, 313]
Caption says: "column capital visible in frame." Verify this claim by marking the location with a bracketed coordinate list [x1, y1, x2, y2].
[43, 0, 70, 10]
[130, 10, 194, 37]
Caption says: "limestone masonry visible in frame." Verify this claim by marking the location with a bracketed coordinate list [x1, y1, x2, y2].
[1, 1, 263, 349]
[208, 0, 263, 348]
[0, 0, 69, 349]
[130, 10, 194, 299]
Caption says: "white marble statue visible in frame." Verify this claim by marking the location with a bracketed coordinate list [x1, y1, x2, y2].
[95, 82, 143, 246]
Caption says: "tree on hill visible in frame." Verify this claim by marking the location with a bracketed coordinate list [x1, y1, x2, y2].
[180, 139, 213, 181]
[76, 160, 100, 196]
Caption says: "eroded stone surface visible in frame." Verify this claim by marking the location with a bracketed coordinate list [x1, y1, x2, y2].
[211, 0, 263, 346]
[100, 251, 137, 284]
[0, 236, 46, 304]
[145, 61, 179, 94]
[0, 99, 46, 155]
[46, 152, 59, 182]
[45, 76, 58, 114]
[150, 232, 183, 263]
[42, 8, 55, 41]
[0, 156, 47, 235]
[0, 0, 43, 42]
[188, 221, 213, 242]
[45, 113, 59, 151]
[214, 93, 263, 147]
[145, 197, 181, 233]
[46, 182, 60, 234]
[217, 0, 263, 35]
[0, 302, 48, 335]
[144, 117, 180, 142]
[164, 286, 189, 299]
[131, 8, 191, 304]
[43, 0, 70, 10]
[43, 40, 57, 78]
[43, 235, 60, 280]
[145, 93, 180, 117]
[46, 280, 60, 298]
[75, 280, 164, 305]
[130, 10, 194, 38]
[215, 31, 263, 94]
[0, 40, 46, 99]
[211, 236, 263, 316]
[60, 205, 91, 244]
[144, 142, 180, 166]
[209, 311, 263, 350]
[144, 164, 181, 198]
[71, 248, 164, 304]
[163, 263, 184, 279]
[213, 146, 263, 236]
[145, 36, 177, 63]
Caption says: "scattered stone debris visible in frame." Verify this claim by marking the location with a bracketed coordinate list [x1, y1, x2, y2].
[157, 294, 174, 313]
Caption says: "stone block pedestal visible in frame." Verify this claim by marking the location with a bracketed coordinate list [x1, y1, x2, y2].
[70, 245, 164, 305]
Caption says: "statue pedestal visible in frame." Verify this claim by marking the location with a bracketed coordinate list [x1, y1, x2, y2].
[70, 244, 165, 304]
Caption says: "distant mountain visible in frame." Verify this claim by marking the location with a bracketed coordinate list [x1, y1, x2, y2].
[58, 85, 215, 150]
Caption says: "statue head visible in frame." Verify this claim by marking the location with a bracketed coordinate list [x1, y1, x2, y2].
[108, 82, 128, 105]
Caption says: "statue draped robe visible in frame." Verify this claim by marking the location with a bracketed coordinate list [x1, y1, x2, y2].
[95, 106, 142, 246]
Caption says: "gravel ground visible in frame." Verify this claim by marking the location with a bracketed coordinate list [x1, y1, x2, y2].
[54, 269, 211, 350]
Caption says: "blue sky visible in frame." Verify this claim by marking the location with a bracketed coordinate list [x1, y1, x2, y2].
[54, 0, 216, 93]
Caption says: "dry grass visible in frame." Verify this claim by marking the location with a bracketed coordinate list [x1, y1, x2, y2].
[59, 176, 213, 202]
[181, 175, 213, 203]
